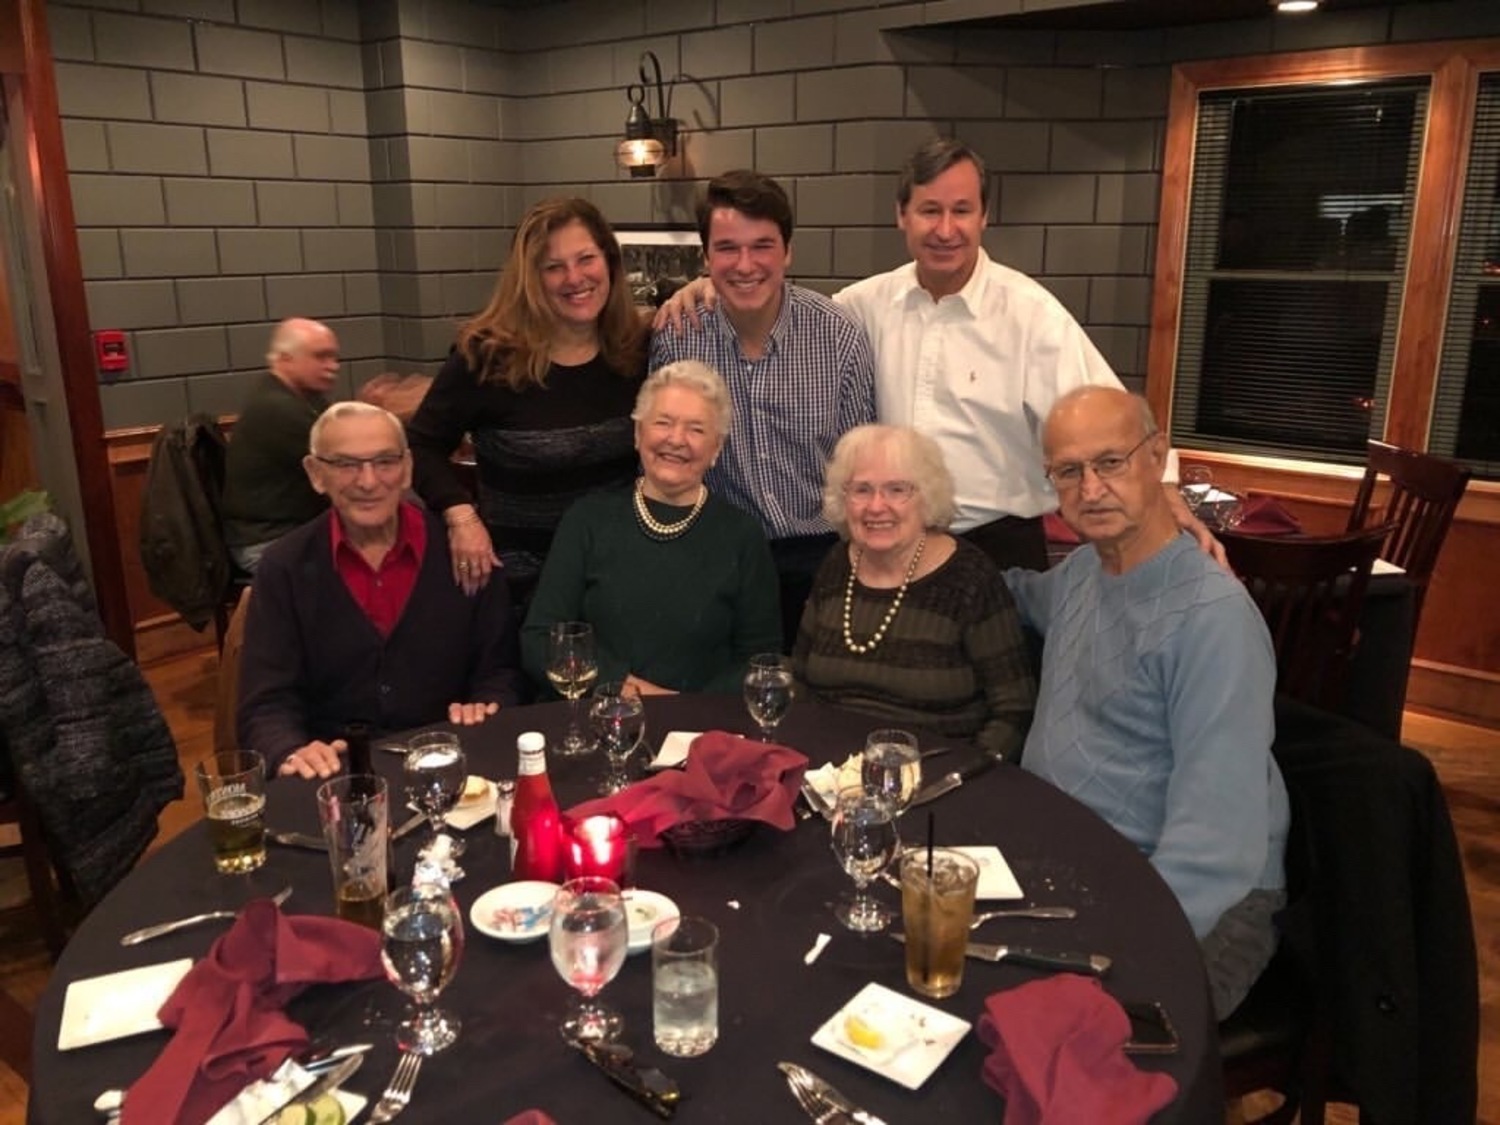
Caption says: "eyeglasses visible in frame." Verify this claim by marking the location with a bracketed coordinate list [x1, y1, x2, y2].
[1045, 434, 1156, 489]
[843, 480, 919, 505]
[313, 453, 406, 480]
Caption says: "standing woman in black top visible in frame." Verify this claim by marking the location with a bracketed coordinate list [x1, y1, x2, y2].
[408, 197, 649, 608]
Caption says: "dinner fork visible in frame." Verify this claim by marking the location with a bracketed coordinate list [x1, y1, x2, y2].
[367, 1051, 422, 1124]
[783, 1066, 840, 1125]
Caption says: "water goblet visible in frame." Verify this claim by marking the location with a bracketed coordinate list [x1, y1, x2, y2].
[590, 680, 646, 795]
[549, 876, 629, 1043]
[861, 728, 922, 816]
[380, 884, 465, 1055]
[829, 785, 900, 933]
[547, 622, 599, 757]
[743, 653, 793, 741]
[403, 731, 466, 880]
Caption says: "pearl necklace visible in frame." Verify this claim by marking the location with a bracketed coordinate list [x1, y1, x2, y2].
[633, 477, 707, 541]
[842, 535, 926, 655]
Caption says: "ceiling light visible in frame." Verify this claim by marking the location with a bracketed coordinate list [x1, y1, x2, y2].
[1274, 0, 1320, 12]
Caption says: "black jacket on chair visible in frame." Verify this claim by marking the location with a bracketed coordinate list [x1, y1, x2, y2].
[139, 413, 231, 631]
[1271, 696, 1478, 1124]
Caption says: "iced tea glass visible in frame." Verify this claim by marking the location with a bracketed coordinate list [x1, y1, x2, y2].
[899, 847, 979, 999]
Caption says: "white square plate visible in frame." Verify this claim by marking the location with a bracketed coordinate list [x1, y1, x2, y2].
[648, 731, 702, 770]
[811, 981, 971, 1090]
[443, 777, 496, 831]
[949, 845, 1022, 900]
[58, 958, 193, 1050]
[206, 1060, 365, 1125]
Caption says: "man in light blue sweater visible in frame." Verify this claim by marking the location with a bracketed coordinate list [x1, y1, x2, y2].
[1007, 387, 1289, 1018]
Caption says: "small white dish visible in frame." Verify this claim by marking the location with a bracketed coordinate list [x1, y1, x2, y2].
[470, 880, 559, 942]
[205, 1059, 365, 1125]
[648, 731, 701, 770]
[623, 889, 680, 954]
[950, 845, 1023, 900]
[811, 981, 971, 1090]
[58, 958, 193, 1050]
[444, 777, 497, 831]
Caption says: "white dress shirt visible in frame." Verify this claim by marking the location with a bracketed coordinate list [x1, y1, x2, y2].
[835, 250, 1123, 530]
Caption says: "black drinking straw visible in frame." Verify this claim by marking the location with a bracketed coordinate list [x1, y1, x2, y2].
[923, 811, 935, 986]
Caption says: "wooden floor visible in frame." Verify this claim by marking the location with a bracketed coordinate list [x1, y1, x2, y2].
[0, 648, 1494, 1123]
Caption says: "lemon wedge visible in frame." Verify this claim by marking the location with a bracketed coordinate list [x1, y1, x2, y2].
[844, 1012, 885, 1050]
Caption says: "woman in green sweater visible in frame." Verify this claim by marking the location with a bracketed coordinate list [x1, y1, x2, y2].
[521, 360, 781, 695]
[793, 425, 1037, 761]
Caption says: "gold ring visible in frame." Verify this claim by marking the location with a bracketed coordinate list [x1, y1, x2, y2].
[458, 561, 471, 570]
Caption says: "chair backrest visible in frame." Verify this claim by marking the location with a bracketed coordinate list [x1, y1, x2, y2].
[213, 585, 252, 756]
[1345, 440, 1470, 616]
[1221, 527, 1389, 710]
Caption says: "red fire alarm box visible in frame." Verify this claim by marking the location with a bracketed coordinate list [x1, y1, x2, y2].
[94, 329, 128, 374]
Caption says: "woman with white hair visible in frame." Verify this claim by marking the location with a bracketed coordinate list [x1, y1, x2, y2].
[793, 424, 1035, 761]
[521, 360, 780, 695]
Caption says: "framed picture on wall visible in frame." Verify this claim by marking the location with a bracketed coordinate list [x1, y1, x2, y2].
[615, 226, 703, 308]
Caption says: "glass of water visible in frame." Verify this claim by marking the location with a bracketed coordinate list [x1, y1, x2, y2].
[829, 785, 900, 933]
[590, 680, 646, 796]
[380, 884, 465, 1055]
[403, 731, 467, 880]
[862, 728, 922, 816]
[743, 652, 793, 741]
[549, 876, 629, 1043]
[652, 915, 719, 1057]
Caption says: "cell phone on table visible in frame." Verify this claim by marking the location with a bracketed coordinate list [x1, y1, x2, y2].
[1122, 1000, 1180, 1055]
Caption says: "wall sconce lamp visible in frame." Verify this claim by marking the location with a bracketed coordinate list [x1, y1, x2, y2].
[616, 51, 679, 178]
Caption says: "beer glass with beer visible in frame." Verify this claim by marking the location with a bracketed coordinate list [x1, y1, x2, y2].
[196, 750, 267, 875]
[318, 774, 390, 929]
[898, 847, 979, 999]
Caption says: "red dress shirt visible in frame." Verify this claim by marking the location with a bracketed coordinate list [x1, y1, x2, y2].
[330, 501, 427, 636]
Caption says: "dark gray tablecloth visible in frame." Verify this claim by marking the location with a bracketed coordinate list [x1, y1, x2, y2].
[29, 696, 1222, 1124]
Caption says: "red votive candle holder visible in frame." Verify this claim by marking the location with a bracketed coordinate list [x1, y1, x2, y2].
[565, 814, 629, 882]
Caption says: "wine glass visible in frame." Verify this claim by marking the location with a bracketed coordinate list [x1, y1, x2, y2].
[590, 680, 646, 795]
[829, 785, 900, 933]
[381, 884, 465, 1055]
[861, 728, 922, 816]
[403, 731, 466, 880]
[743, 652, 793, 741]
[1180, 464, 1213, 515]
[547, 622, 599, 757]
[549, 876, 629, 1043]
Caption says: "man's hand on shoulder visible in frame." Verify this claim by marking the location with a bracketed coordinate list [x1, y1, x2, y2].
[651, 277, 716, 333]
[278, 739, 346, 779]
[449, 700, 501, 725]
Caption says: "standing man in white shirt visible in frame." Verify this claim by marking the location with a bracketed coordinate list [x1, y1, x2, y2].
[835, 137, 1125, 569]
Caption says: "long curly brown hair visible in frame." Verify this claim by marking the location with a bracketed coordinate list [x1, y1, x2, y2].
[457, 197, 646, 389]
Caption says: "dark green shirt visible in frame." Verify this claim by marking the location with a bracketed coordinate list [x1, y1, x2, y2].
[222, 373, 328, 548]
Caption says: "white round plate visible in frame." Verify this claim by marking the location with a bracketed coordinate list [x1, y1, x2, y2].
[624, 889, 680, 955]
[470, 881, 559, 942]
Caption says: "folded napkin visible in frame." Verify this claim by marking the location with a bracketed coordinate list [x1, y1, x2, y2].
[123, 898, 384, 1125]
[1236, 493, 1303, 536]
[976, 976, 1177, 1125]
[567, 731, 807, 847]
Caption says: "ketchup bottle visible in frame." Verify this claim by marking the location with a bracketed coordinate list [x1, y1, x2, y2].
[510, 732, 563, 881]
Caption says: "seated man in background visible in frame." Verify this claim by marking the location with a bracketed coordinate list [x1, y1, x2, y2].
[238, 402, 524, 779]
[221, 318, 340, 573]
[1007, 386, 1289, 1018]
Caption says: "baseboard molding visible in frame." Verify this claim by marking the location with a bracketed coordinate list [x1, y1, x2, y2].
[1407, 659, 1500, 730]
[135, 614, 217, 666]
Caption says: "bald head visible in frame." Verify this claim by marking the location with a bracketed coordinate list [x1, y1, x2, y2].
[1043, 387, 1157, 458]
[268, 317, 340, 397]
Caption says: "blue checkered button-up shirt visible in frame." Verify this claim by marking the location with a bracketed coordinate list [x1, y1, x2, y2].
[649, 284, 876, 541]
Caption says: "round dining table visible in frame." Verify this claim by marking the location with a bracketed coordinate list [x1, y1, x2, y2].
[30, 695, 1223, 1123]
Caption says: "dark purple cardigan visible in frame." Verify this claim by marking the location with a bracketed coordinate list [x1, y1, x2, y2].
[236, 506, 524, 769]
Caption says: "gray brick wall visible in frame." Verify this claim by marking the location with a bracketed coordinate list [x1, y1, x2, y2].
[51, 0, 1498, 428]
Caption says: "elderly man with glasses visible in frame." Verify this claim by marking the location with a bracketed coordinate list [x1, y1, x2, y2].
[237, 401, 524, 779]
[1005, 386, 1289, 1020]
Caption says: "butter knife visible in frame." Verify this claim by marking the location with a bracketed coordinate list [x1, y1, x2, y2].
[779, 1062, 888, 1125]
[890, 932, 1111, 976]
[800, 781, 833, 820]
[910, 756, 996, 807]
[253, 1052, 363, 1125]
[391, 809, 427, 841]
[269, 830, 327, 852]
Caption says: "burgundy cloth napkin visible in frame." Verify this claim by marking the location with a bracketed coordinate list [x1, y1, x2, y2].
[567, 731, 807, 847]
[976, 976, 1178, 1125]
[1236, 493, 1303, 535]
[122, 898, 383, 1125]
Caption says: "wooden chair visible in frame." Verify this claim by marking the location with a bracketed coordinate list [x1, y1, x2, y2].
[0, 771, 75, 961]
[213, 586, 252, 756]
[1221, 527, 1389, 712]
[1345, 440, 1470, 623]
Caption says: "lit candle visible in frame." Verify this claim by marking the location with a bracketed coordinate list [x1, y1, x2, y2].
[565, 815, 628, 882]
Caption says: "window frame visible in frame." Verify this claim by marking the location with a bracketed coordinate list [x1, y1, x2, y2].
[1147, 39, 1500, 516]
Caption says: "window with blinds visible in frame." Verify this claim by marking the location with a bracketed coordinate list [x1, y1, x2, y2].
[1170, 82, 1428, 461]
[1430, 72, 1500, 479]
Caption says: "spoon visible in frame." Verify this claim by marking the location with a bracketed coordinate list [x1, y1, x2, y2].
[970, 905, 1077, 927]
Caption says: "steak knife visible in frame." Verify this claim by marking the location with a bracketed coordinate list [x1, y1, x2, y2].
[890, 932, 1111, 976]
[910, 755, 997, 807]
